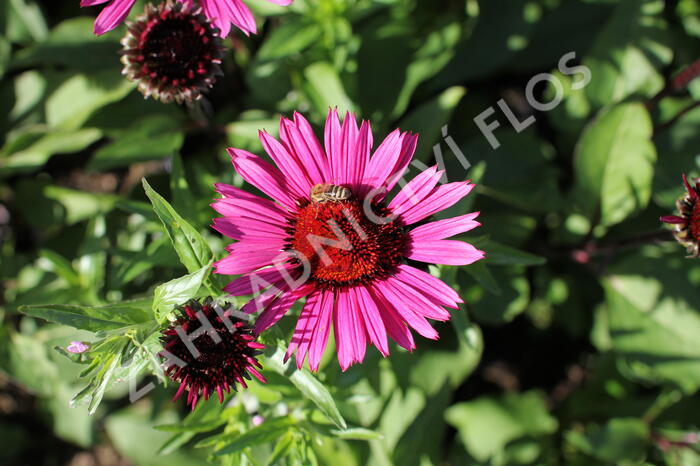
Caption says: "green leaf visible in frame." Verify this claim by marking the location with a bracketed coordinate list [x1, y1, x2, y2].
[303, 62, 354, 115]
[566, 418, 649, 463]
[213, 417, 297, 456]
[0, 128, 102, 176]
[142, 179, 213, 274]
[152, 264, 211, 323]
[257, 20, 322, 61]
[583, 0, 672, 108]
[289, 369, 347, 430]
[46, 70, 134, 130]
[89, 114, 184, 170]
[573, 102, 656, 226]
[445, 391, 557, 462]
[603, 258, 700, 393]
[18, 303, 152, 332]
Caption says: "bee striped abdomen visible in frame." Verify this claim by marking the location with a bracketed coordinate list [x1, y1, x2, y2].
[310, 184, 352, 203]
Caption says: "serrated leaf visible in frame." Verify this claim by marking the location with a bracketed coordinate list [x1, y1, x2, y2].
[152, 264, 211, 322]
[289, 369, 347, 430]
[142, 179, 213, 274]
[19, 303, 151, 332]
[213, 417, 296, 456]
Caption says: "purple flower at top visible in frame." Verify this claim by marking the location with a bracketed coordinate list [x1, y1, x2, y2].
[82, 0, 293, 37]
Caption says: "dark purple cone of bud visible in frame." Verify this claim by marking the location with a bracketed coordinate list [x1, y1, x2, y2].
[120, 0, 224, 104]
[161, 297, 266, 410]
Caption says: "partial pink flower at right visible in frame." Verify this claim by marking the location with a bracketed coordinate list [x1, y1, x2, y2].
[178, 0, 294, 37]
[660, 174, 700, 257]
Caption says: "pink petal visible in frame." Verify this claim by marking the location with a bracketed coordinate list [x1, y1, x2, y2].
[345, 288, 367, 364]
[213, 247, 280, 275]
[212, 217, 287, 242]
[373, 279, 439, 340]
[407, 239, 485, 266]
[92, 0, 136, 35]
[660, 215, 687, 225]
[308, 291, 334, 371]
[224, 264, 297, 296]
[253, 284, 312, 334]
[285, 291, 322, 368]
[260, 130, 313, 200]
[325, 109, 344, 184]
[279, 113, 329, 184]
[362, 131, 418, 197]
[347, 120, 372, 189]
[227, 148, 297, 211]
[396, 264, 463, 308]
[352, 287, 389, 356]
[400, 182, 475, 226]
[212, 197, 287, 225]
[202, 0, 256, 37]
[381, 276, 451, 321]
[333, 290, 355, 371]
[388, 166, 443, 215]
[409, 212, 481, 241]
[368, 286, 415, 351]
[81, 0, 110, 6]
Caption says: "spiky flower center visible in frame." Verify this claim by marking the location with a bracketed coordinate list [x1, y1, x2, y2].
[288, 199, 407, 288]
[161, 299, 265, 410]
[138, 14, 215, 85]
[690, 198, 700, 241]
[121, 2, 223, 103]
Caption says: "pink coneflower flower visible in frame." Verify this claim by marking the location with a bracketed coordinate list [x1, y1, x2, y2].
[212, 110, 485, 371]
[81, 0, 137, 35]
[660, 174, 700, 257]
[178, 0, 294, 37]
[120, 1, 224, 104]
[161, 298, 266, 410]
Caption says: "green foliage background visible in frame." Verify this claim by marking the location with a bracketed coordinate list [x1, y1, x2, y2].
[1, 0, 700, 464]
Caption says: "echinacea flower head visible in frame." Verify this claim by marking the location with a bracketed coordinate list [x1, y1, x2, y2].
[177, 0, 294, 37]
[213, 110, 485, 371]
[161, 298, 266, 410]
[81, 0, 137, 35]
[660, 174, 700, 257]
[120, 1, 223, 104]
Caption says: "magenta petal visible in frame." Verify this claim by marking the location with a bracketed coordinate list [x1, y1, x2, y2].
[333, 290, 355, 371]
[409, 212, 481, 241]
[93, 0, 136, 35]
[396, 264, 463, 308]
[285, 291, 322, 368]
[660, 215, 687, 224]
[308, 291, 334, 371]
[400, 181, 474, 226]
[374, 279, 439, 340]
[388, 165, 443, 215]
[224, 264, 297, 296]
[214, 247, 280, 275]
[352, 287, 389, 356]
[347, 120, 372, 189]
[260, 130, 313, 199]
[254, 285, 312, 334]
[408, 239, 485, 266]
[381, 276, 451, 321]
[212, 197, 287, 225]
[368, 286, 416, 351]
[279, 113, 329, 185]
[228, 148, 297, 211]
[345, 288, 367, 364]
[384, 133, 419, 195]
[325, 109, 344, 184]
